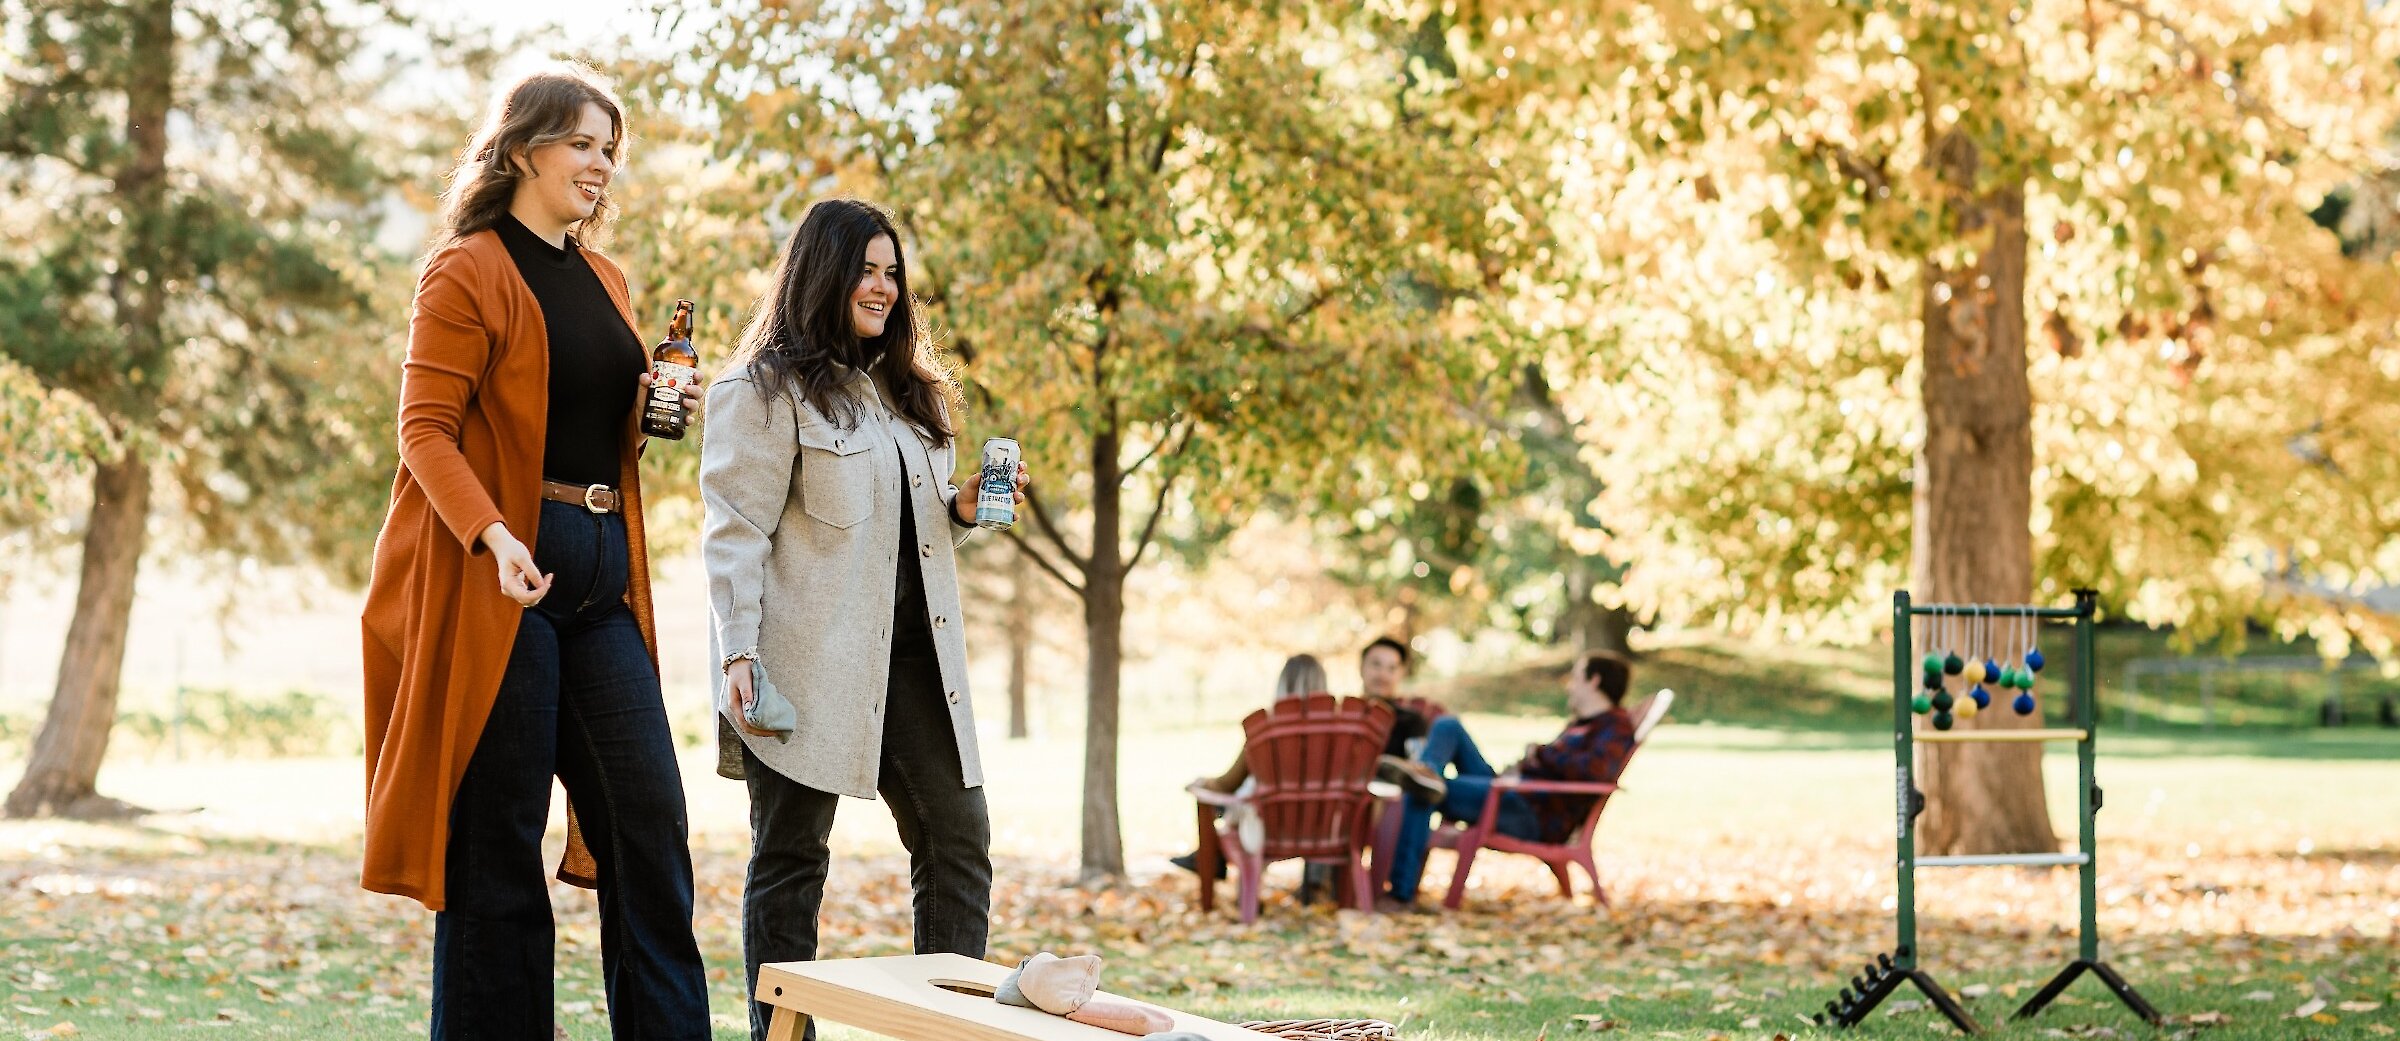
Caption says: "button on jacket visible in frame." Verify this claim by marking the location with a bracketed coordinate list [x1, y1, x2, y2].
[700, 364, 981, 798]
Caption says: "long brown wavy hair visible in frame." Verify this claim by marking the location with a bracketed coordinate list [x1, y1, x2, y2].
[431, 67, 627, 254]
[731, 199, 957, 442]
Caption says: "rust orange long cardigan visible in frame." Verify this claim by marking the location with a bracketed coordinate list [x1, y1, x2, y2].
[360, 228, 653, 910]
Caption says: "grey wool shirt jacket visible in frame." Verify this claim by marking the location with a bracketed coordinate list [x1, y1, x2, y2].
[699, 363, 982, 798]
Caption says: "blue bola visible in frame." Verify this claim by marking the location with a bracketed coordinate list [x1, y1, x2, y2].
[2026, 649, 2047, 673]
[2012, 691, 2037, 715]
[1969, 685, 1991, 709]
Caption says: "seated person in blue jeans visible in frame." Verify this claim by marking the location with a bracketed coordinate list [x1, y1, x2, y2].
[1375, 651, 1638, 910]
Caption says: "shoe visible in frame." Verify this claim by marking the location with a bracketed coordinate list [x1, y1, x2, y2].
[1376, 754, 1447, 803]
[1169, 850, 1228, 880]
[1373, 894, 1434, 916]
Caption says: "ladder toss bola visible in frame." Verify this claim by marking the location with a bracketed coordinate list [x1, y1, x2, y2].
[1813, 589, 2163, 1034]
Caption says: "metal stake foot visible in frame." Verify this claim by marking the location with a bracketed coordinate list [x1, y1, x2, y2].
[2014, 959, 2162, 1025]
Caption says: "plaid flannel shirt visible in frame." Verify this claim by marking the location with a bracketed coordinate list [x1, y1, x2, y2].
[1512, 706, 1636, 843]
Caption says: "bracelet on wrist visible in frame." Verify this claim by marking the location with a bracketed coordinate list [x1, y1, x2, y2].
[721, 649, 759, 672]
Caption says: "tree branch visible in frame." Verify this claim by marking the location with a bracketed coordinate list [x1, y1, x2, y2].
[1008, 529, 1087, 598]
[1149, 44, 1203, 174]
[1022, 482, 1090, 575]
[1123, 464, 1184, 572]
[1121, 414, 1190, 477]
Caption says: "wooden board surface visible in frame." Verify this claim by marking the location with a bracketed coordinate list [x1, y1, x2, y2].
[756, 953, 1289, 1041]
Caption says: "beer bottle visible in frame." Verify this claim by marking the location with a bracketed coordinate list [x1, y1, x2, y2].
[641, 299, 698, 439]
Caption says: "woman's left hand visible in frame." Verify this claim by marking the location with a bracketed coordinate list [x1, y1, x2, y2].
[953, 463, 1030, 524]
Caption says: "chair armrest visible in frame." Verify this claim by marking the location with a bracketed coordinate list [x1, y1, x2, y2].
[1186, 783, 1246, 809]
[1491, 777, 1620, 796]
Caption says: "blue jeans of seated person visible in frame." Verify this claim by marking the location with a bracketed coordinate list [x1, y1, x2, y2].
[1384, 715, 1542, 904]
[432, 499, 710, 1041]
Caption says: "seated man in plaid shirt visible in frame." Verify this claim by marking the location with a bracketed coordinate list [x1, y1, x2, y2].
[1375, 651, 1638, 911]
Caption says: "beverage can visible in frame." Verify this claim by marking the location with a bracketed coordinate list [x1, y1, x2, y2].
[975, 437, 1019, 530]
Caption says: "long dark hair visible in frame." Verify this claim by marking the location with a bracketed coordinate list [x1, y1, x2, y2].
[432, 67, 626, 254]
[732, 199, 956, 440]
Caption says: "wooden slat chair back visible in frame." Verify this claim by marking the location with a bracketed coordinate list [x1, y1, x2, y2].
[1245, 695, 1395, 861]
[1190, 694, 1394, 923]
[1429, 689, 1674, 910]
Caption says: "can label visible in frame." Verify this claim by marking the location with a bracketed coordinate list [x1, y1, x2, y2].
[976, 437, 1018, 530]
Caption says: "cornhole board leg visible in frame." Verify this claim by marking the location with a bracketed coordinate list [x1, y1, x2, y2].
[755, 952, 1287, 1041]
[766, 1007, 811, 1041]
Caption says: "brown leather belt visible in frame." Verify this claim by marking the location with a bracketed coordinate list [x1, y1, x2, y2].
[542, 479, 621, 514]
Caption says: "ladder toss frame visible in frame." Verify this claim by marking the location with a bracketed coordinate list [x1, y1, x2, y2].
[1813, 589, 2163, 1033]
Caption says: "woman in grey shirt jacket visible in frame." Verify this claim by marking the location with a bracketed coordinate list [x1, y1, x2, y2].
[699, 198, 1026, 1041]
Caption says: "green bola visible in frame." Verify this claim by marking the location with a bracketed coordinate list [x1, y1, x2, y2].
[1911, 694, 1932, 714]
[1922, 653, 1943, 673]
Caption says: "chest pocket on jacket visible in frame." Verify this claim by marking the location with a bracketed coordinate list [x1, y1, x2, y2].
[795, 424, 874, 529]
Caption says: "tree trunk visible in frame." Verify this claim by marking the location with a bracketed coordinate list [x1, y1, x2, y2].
[1563, 562, 1635, 654]
[1078, 427, 1126, 881]
[1005, 540, 1033, 740]
[6, 0, 170, 821]
[1913, 138, 2051, 855]
[5, 451, 152, 819]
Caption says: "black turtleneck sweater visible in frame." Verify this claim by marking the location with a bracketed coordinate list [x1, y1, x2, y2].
[495, 214, 643, 488]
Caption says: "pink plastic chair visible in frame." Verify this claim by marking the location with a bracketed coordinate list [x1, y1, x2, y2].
[1190, 695, 1395, 923]
[1416, 690, 1673, 910]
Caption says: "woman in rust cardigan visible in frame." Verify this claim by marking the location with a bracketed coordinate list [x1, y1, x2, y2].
[359, 68, 707, 1040]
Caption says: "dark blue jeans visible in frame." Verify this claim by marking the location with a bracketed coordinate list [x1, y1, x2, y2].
[431, 499, 709, 1041]
[742, 640, 992, 1041]
[1384, 715, 1541, 903]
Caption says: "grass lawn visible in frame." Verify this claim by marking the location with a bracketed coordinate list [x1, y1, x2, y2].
[4, 710, 2394, 1041]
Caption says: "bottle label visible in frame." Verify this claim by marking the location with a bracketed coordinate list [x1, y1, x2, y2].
[646, 361, 699, 420]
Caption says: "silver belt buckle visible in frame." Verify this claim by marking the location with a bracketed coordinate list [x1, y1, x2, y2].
[582, 483, 612, 514]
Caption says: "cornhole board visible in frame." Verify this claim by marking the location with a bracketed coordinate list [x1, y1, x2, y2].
[757, 953, 1288, 1041]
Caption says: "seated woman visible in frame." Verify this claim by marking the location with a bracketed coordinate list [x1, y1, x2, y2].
[1169, 654, 1328, 881]
[1375, 651, 1638, 911]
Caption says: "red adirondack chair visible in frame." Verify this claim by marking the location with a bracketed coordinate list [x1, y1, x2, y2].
[1427, 689, 1674, 910]
[1190, 694, 1395, 923]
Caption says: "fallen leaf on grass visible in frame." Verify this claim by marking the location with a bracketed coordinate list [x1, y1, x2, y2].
[2338, 1001, 2382, 1013]
[2291, 998, 2327, 1018]
[2173, 1011, 2230, 1026]
[1568, 1013, 1618, 1031]
[2241, 991, 2277, 1002]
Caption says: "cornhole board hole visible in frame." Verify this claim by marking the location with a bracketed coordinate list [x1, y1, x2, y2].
[757, 952, 1288, 1041]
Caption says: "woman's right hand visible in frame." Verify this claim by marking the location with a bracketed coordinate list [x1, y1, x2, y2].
[725, 659, 779, 737]
[479, 522, 552, 607]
